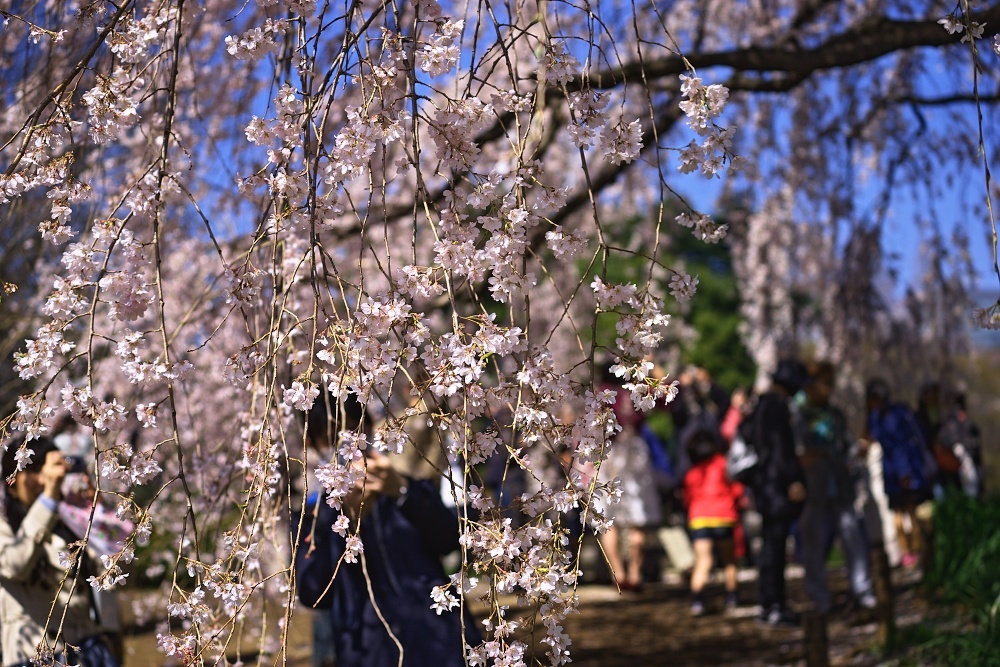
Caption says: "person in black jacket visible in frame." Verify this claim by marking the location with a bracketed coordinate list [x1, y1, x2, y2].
[751, 358, 808, 626]
[295, 394, 477, 667]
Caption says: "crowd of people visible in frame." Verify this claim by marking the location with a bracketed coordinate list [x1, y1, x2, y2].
[0, 358, 985, 666]
[294, 358, 986, 664]
[640, 359, 984, 624]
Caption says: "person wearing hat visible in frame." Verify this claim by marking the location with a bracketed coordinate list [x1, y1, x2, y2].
[749, 358, 808, 626]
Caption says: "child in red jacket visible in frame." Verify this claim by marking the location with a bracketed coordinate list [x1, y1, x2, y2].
[684, 429, 743, 615]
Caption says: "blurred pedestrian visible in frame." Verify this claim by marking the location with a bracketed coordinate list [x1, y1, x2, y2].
[718, 386, 754, 563]
[683, 427, 742, 615]
[597, 384, 663, 592]
[793, 361, 875, 614]
[296, 394, 477, 667]
[856, 436, 901, 568]
[865, 379, 935, 568]
[720, 387, 750, 446]
[0, 437, 121, 667]
[937, 391, 982, 497]
[750, 358, 807, 626]
[674, 366, 730, 436]
[914, 382, 943, 464]
[51, 412, 95, 467]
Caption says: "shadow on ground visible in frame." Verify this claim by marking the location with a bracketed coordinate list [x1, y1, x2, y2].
[121, 565, 925, 666]
[527, 567, 925, 667]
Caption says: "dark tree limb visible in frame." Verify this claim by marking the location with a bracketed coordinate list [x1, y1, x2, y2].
[348, 4, 1000, 238]
[570, 4, 1000, 91]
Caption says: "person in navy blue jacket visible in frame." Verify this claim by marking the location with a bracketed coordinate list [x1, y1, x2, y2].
[865, 379, 935, 568]
[295, 395, 478, 667]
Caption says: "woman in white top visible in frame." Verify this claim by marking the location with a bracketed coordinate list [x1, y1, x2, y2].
[0, 436, 118, 667]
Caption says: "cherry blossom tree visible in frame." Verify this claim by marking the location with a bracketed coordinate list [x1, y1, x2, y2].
[1, 0, 999, 664]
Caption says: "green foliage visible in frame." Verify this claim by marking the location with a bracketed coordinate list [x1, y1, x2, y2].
[670, 231, 756, 391]
[908, 630, 1000, 667]
[890, 621, 1000, 667]
[925, 491, 1000, 627]
[894, 492, 1000, 665]
[580, 212, 756, 391]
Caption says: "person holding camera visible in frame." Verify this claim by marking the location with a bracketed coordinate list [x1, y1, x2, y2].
[295, 394, 477, 667]
[0, 436, 120, 667]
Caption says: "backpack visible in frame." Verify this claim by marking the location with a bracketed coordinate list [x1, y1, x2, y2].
[726, 405, 760, 484]
[641, 423, 677, 488]
[876, 404, 938, 493]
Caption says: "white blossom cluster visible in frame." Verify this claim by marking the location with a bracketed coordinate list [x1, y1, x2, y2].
[544, 226, 589, 259]
[972, 302, 1000, 330]
[99, 443, 163, 487]
[14, 323, 75, 381]
[568, 91, 610, 149]
[225, 18, 288, 61]
[81, 71, 140, 144]
[61, 384, 128, 432]
[592, 277, 678, 410]
[676, 210, 728, 244]
[2, 123, 76, 232]
[11, 395, 54, 442]
[41, 181, 90, 245]
[224, 344, 266, 389]
[669, 272, 699, 302]
[116, 338, 191, 385]
[938, 13, 985, 43]
[316, 293, 419, 402]
[108, 14, 164, 64]
[601, 119, 644, 165]
[418, 20, 464, 76]
[224, 263, 266, 306]
[429, 98, 496, 170]
[677, 73, 742, 178]
[542, 41, 581, 85]
[282, 380, 320, 411]
[566, 91, 643, 164]
[0, 1, 752, 663]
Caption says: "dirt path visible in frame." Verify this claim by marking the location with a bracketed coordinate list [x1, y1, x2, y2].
[120, 565, 925, 666]
[545, 566, 925, 667]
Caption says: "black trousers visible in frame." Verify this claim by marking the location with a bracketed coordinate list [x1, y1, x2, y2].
[758, 515, 792, 610]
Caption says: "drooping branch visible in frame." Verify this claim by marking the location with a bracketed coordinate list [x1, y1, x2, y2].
[350, 4, 1000, 238]
[0, 0, 136, 175]
[571, 4, 1000, 91]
